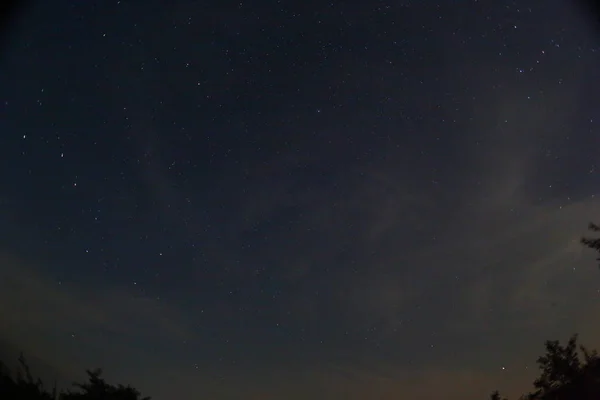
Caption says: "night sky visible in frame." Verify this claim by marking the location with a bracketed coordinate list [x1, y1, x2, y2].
[2, 1, 600, 399]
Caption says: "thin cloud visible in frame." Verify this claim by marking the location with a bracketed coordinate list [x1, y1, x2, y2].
[0, 251, 195, 367]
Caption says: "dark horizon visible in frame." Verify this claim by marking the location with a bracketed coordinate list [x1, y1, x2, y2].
[2, 1, 600, 399]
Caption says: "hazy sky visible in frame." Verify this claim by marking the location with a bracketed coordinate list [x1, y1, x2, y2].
[2, 1, 600, 399]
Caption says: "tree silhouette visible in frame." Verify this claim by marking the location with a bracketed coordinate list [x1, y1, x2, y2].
[531, 335, 582, 395]
[0, 354, 150, 400]
[490, 334, 600, 400]
[489, 222, 600, 399]
[581, 222, 600, 266]
[490, 390, 508, 400]
[61, 368, 150, 400]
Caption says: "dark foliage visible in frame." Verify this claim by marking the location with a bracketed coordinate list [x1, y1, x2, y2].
[0, 354, 149, 400]
[490, 334, 600, 400]
[581, 222, 600, 266]
[490, 221, 600, 400]
[0, 353, 57, 400]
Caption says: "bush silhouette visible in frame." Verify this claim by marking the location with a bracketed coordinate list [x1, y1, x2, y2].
[0, 353, 57, 400]
[0, 354, 149, 400]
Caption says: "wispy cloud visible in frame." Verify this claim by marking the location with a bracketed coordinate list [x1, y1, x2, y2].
[0, 251, 194, 377]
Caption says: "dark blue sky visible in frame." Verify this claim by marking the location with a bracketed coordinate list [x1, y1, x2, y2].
[2, 1, 600, 399]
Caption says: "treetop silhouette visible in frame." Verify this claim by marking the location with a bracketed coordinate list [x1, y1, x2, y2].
[0, 354, 150, 400]
[489, 221, 600, 400]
